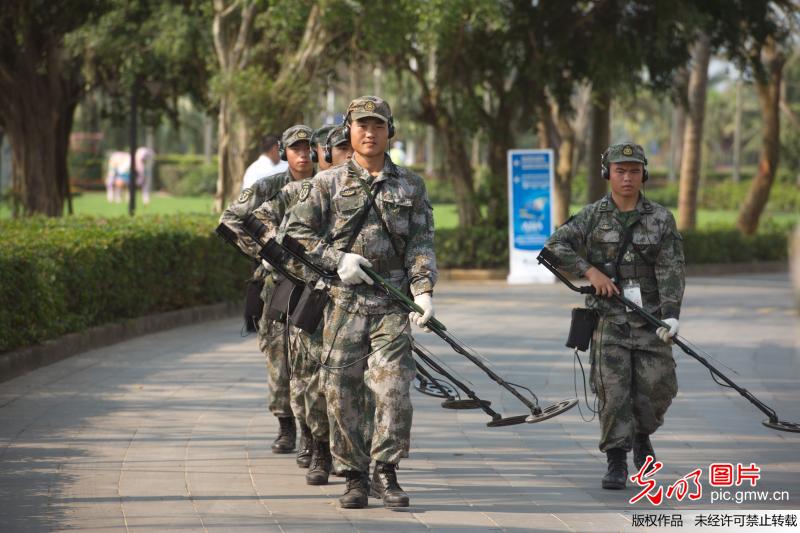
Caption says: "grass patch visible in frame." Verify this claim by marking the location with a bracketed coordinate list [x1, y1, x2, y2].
[1, 191, 215, 218]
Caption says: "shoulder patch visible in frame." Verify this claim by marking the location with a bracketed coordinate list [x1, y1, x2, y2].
[340, 188, 359, 197]
[238, 188, 254, 203]
[299, 180, 313, 202]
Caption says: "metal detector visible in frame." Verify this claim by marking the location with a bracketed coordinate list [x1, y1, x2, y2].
[537, 247, 800, 434]
[275, 230, 578, 428]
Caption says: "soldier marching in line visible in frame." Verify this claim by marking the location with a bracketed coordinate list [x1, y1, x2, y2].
[219, 125, 314, 457]
[284, 96, 437, 509]
[251, 123, 355, 486]
[545, 142, 685, 490]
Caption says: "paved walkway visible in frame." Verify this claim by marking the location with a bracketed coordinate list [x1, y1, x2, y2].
[1, 274, 798, 532]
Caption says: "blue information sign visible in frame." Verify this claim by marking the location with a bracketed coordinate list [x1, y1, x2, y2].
[510, 151, 552, 249]
[507, 149, 555, 284]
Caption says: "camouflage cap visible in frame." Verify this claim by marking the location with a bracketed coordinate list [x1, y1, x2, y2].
[346, 95, 392, 123]
[311, 125, 335, 147]
[605, 142, 648, 165]
[282, 125, 313, 147]
[325, 125, 349, 147]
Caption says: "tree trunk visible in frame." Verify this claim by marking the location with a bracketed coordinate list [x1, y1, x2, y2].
[668, 104, 686, 182]
[668, 67, 689, 183]
[212, 0, 256, 212]
[737, 38, 785, 235]
[485, 115, 514, 229]
[440, 117, 481, 228]
[587, 88, 610, 203]
[677, 36, 711, 231]
[0, 37, 81, 216]
[215, 96, 250, 210]
[732, 78, 743, 183]
[553, 109, 576, 226]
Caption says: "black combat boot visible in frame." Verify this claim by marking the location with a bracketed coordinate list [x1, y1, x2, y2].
[305, 439, 332, 485]
[633, 433, 656, 474]
[370, 461, 410, 508]
[271, 416, 296, 454]
[296, 423, 313, 468]
[602, 448, 629, 490]
[339, 470, 370, 509]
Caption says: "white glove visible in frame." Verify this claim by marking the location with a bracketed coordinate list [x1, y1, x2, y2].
[656, 318, 679, 344]
[261, 259, 274, 272]
[337, 253, 373, 285]
[409, 293, 434, 331]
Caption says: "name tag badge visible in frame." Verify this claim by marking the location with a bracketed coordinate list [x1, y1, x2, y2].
[623, 280, 643, 312]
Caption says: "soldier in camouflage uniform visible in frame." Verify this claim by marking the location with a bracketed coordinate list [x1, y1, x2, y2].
[219, 125, 314, 456]
[310, 125, 335, 172]
[248, 125, 354, 485]
[544, 142, 685, 490]
[284, 96, 437, 509]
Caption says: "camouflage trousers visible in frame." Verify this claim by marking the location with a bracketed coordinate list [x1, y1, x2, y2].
[256, 277, 292, 418]
[320, 302, 414, 473]
[590, 317, 678, 452]
[287, 327, 329, 439]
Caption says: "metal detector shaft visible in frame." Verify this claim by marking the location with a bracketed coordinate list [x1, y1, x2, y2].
[280, 235, 447, 331]
[612, 292, 779, 422]
[414, 354, 457, 401]
[280, 233, 543, 416]
[412, 345, 502, 422]
[422, 320, 542, 415]
[537, 248, 780, 423]
[218, 222, 304, 285]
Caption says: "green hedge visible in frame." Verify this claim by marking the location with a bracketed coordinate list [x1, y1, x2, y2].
[155, 155, 218, 196]
[0, 214, 251, 353]
[435, 223, 791, 269]
[644, 180, 800, 212]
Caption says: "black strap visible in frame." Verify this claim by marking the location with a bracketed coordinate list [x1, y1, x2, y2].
[342, 178, 386, 253]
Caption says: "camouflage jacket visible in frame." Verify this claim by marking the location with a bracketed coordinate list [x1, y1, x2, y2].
[252, 177, 315, 280]
[545, 193, 685, 324]
[253, 178, 310, 241]
[219, 169, 295, 279]
[219, 169, 297, 256]
[284, 156, 437, 313]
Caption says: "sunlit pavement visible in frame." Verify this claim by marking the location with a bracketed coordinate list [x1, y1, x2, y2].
[1, 274, 797, 532]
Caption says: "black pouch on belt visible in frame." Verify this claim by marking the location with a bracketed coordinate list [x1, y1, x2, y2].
[291, 284, 329, 334]
[566, 308, 598, 351]
[266, 277, 302, 322]
[244, 278, 265, 333]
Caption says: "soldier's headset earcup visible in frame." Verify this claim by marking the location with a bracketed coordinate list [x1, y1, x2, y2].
[387, 117, 395, 139]
[279, 141, 287, 161]
[310, 145, 318, 164]
[642, 157, 649, 182]
[324, 142, 333, 164]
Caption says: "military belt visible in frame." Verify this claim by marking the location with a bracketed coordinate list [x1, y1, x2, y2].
[618, 264, 655, 279]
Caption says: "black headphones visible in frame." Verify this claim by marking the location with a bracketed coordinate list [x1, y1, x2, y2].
[310, 143, 319, 163]
[278, 140, 287, 161]
[600, 149, 649, 182]
[323, 128, 336, 164]
[343, 114, 395, 142]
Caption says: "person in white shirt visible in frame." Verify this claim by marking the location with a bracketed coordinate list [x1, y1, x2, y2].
[242, 134, 288, 189]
